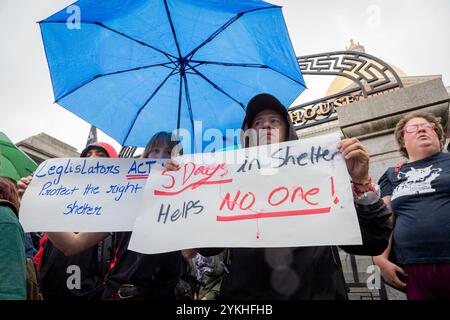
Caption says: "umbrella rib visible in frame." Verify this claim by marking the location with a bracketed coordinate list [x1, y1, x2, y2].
[166, 55, 180, 69]
[97, 22, 178, 60]
[189, 60, 266, 68]
[181, 63, 203, 75]
[163, 0, 182, 59]
[184, 15, 241, 61]
[162, 65, 178, 71]
[176, 74, 183, 131]
[182, 73, 195, 137]
[189, 60, 306, 87]
[122, 68, 178, 144]
[188, 66, 245, 112]
[264, 66, 307, 87]
[184, 5, 279, 61]
[55, 62, 176, 103]
[0, 141, 15, 148]
[40, 21, 177, 60]
[99, 62, 174, 77]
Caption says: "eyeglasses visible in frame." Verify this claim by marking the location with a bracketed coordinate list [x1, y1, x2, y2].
[403, 122, 436, 133]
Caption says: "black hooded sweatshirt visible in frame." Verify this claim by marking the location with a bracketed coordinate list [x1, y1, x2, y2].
[198, 94, 392, 299]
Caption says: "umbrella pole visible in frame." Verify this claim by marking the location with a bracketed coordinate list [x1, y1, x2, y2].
[175, 70, 183, 149]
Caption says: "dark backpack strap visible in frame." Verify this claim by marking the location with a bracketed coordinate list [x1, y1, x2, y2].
[39, 237, 53, 280]
[175, 258, 201, 300]
[393, 161, 405, 174]
[386, 167, 396, 184]
[97, 233, 115, 281]
[386, 161, 405, 184]
[220, 249, 231, 274]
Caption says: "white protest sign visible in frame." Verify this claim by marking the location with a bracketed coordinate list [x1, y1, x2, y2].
[128, 133, 362, 254]
[20, 158, 161, 232]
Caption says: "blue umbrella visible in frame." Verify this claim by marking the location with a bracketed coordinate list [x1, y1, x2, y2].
[40, 0, 306, 151]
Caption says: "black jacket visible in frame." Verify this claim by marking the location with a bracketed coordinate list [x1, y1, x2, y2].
[102, 232, 182, 299]
[197, 94, 392, 299]
[199, 199, 391, 300]
[40, 240, 103, 300]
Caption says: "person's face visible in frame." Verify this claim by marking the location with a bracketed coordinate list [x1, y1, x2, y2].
[251, 109, 287, 146]
[86, 148, 108, 158]
[403, 117, 441, 161]
[147, 144, 173, 159]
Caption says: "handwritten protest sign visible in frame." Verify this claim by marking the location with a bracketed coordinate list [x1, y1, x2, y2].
[128, 133, 362, 254]
[20, 158, 160, 232]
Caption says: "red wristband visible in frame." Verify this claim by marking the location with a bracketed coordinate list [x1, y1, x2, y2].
[351, 176, 372, 186]
[352, 183, 377, 195]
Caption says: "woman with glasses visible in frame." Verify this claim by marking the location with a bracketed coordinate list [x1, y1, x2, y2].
[373, 111, 450, 300]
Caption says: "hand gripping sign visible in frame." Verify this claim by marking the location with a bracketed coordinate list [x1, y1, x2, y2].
[128, 133, 362, 254]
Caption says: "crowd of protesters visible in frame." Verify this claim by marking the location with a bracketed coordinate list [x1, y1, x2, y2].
[1, 94, 449, 300]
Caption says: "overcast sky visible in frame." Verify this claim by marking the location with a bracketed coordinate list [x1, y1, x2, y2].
[1, 0, 449, 153]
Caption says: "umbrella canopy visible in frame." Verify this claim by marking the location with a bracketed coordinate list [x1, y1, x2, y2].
[40, 0, 306, 150]
[0, 132, 37, 181]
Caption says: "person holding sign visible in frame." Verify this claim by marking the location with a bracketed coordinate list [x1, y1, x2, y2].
[374, 111, 450, 300]
[19, 133, 187, 300]
[18, 142, 118, 300]
[165, 93, 392, 299]
[100, 133, 189, 300]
